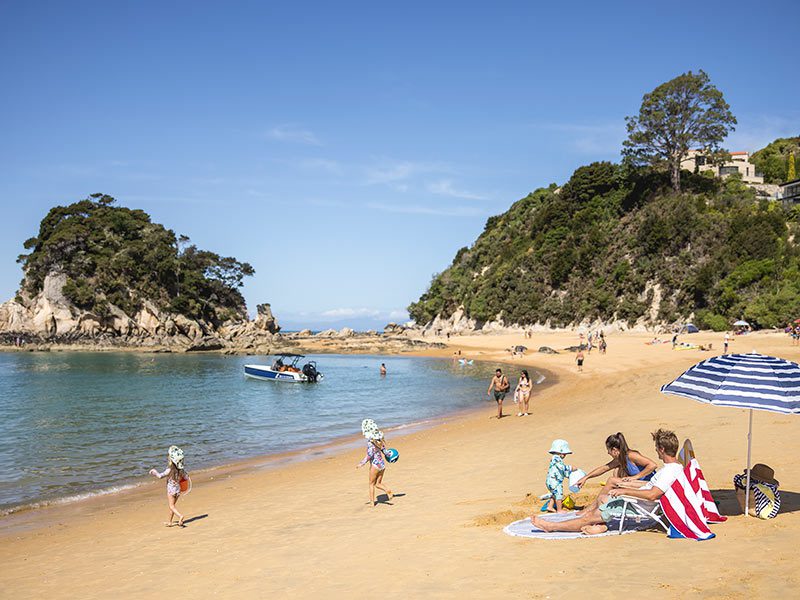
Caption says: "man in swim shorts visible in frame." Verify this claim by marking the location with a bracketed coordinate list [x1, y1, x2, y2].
[487, 368, 510, 419]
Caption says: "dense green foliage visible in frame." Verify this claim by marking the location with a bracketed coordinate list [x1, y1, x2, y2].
[750, 137, 800, 183]
[17, 194, 254, 323]
[408, 161, 800, 331]
[623, 70, 736, 192]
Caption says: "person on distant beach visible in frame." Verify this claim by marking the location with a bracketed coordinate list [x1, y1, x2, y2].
[544, 439, 575, 513]
[723, 332, 731, 354]
[514, 370, 532, 417]
[487, 368, 510, 418]
[599, 338, 607, 354]
[575, 432, 657, 515]
[575, 350, 585, 372]
[149, 445, 188, 527]
[672, 333, 678, 349]
[357, 419, 393, 507]
[380, 363, 387, 376]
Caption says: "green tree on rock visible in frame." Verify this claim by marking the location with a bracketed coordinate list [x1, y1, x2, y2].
[622, 70, 736, 192]
[788, 152, 797, 181]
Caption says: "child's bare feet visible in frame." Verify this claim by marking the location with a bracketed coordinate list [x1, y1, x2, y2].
[163, 522, 174, 527]
[178, 517, 185, 527]
[581, 524, 608, 535]
[386, 490, 394, 500]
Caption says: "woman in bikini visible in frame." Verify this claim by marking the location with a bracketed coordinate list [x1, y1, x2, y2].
[515, 370, 532, 416]
[574, 432, 657, 515]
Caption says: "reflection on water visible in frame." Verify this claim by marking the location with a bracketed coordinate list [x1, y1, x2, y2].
[0, 352, 528, 513]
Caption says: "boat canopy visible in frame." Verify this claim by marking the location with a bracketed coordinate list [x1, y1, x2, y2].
[275, 353, 305, 358]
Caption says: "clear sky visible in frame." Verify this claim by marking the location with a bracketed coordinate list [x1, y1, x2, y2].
[1, 1, 797, 330]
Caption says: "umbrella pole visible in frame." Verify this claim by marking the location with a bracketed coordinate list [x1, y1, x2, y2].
[745, 409, 753, 517]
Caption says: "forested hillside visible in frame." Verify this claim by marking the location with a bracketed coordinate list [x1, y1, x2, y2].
[750, 136, 799, 183]
[408, 162, 800, 331]
[16, 194, 254, 325]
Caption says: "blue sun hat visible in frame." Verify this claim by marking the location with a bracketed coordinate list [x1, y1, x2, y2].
[548, 439, 572, 455]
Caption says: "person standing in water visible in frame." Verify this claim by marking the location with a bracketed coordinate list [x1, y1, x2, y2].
[380, 363, 387, 376]
[487, 368, 510, 419]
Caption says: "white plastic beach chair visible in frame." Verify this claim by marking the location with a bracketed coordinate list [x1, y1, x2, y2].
[606, 497, 670, 534]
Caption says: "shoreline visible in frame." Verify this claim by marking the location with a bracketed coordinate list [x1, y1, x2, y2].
[0, 353, 557, 525]
[2, 329, 799, 598]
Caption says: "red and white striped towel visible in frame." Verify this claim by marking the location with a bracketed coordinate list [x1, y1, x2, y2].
[659, 458, 725, 540]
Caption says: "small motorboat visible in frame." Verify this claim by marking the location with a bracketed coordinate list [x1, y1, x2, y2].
[244, 353, 323, 383]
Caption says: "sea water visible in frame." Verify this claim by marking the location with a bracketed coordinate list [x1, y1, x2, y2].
[0, 352, 535, 514]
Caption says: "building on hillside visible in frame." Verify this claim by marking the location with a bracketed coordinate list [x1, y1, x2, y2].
[779, 178, 800, 207]
[680, 149, 764, 184]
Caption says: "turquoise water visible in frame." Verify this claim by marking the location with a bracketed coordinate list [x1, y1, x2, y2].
[0, 352, 525, 514]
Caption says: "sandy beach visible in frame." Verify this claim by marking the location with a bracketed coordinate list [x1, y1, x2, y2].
[2, 330, 799, 599]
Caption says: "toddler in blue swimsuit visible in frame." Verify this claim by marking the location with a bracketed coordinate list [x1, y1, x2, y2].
[544, 439, 575, 512]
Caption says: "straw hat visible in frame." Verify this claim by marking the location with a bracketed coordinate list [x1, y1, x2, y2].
[168, 445, 185, 470]
[549, 439, 572, 455]
[746, 463, 778, 486]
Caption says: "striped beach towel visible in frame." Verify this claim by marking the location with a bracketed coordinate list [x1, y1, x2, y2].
[659, 458, 724, 540]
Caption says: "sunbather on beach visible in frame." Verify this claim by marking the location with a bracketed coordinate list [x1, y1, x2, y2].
[532, 429, 681, 534]
[575, 432, 657, 515]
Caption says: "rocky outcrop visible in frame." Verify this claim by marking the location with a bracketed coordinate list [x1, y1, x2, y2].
[253, 303, 280, 333]
[0, 271, 294, 352]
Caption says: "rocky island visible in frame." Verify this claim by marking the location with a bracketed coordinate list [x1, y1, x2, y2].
[0, 195, 440, 355]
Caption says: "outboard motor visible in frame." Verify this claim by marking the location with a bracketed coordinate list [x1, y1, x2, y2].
[302, 362, 321, 383]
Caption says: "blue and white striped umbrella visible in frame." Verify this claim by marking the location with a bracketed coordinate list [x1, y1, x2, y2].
[660, 353, 800, 414]
[661, 353, 800, 516]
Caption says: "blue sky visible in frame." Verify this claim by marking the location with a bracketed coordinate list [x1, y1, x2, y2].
[1, 1, 797, 330]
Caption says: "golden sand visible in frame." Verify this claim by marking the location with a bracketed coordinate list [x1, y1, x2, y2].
[1, 330, 799, 598]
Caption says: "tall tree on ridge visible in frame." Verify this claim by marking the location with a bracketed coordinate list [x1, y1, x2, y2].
[788, 152, 797, 181]
[622, 70, 737, 192]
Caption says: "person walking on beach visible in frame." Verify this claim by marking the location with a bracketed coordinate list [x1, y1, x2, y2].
[576, 349, 585, 372]
[723, 332, 731, 354]
[487, 368, 510, 418]
[149, 445, 188, 527]
[514, 370, 532, 417]
[357, 419, 393, 507]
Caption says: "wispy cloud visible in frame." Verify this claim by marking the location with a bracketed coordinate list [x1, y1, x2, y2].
[530, 121, 626, 156]
[726, 114, 799, 152]
[318, 307, 409, 321]
[362, 160, 450, 185]
[267, 124, 322, 146]
[297, 158, 343, 174]
[365, 202, 486, 218]
[427, 179, 489, 201]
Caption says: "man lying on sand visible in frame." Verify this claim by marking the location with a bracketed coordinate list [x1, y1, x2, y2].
[531, 428, 682, 535]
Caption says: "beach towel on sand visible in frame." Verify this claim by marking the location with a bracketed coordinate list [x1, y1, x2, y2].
[503, 513, 636, 540]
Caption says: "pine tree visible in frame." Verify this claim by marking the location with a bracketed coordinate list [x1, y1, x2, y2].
[788, 152, 797, 181]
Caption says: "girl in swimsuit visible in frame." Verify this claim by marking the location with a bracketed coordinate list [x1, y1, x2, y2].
[574, 432, 657, 516]
[515, 370, 532, 417]
[149, 445, 188, 527]
[357, 420, 393, 507]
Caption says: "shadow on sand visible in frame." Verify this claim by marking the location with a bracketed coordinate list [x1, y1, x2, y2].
[183, 514, 209, 525]
[711, 489, 800, 516]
